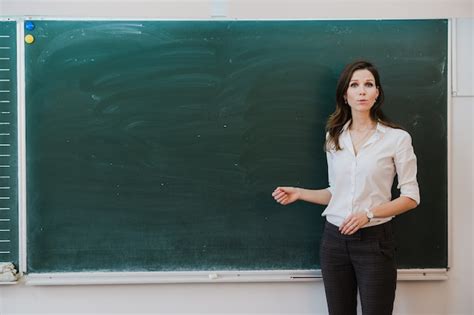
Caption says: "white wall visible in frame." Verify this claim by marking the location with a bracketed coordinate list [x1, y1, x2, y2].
[0, 0, 473, 19]
[0, 1, 473, 314]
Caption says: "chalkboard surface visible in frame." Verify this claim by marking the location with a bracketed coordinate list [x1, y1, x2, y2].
[25, 20, 447, 273]
[0, 21, 18, 267]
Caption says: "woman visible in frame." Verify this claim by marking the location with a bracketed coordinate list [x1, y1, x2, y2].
[272, 60, 420, 315]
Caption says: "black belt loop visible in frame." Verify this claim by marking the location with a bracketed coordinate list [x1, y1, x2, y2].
[383, 220, 393, 240]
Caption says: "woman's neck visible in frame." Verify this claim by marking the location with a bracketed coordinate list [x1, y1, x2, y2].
[350, 112, 376, 131]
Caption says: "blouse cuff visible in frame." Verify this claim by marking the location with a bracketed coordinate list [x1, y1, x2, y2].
[400, 186, 420, 205]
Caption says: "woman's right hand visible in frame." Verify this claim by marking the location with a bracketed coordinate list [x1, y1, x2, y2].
[272, 187, 301, 205]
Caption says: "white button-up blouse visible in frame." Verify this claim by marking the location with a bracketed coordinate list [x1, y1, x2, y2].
[322, 121, 420, 228]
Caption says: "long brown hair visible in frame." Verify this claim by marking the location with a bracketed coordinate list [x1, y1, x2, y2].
[325, 60, 401, 151]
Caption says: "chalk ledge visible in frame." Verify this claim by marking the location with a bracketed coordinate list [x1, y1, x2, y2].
[23, 269, 448, 286]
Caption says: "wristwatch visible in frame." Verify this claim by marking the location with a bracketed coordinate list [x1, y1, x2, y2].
[365, 208, 374, 222]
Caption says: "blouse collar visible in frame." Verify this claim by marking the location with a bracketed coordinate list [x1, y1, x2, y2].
[340, 120, 386, 155]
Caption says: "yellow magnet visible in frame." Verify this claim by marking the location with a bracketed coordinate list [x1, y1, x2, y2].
[25, 34, 35, 44]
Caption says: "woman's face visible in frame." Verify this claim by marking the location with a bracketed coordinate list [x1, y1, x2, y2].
[345, 69, 379, 114]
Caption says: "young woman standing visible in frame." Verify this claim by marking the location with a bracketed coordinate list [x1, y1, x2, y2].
[272, 60, 420, 315]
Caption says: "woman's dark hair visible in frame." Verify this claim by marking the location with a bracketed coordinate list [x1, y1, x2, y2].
[325, 60, 401, 151]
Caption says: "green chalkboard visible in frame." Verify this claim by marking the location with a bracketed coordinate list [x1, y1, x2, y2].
[0, 21, 18, 267]
[25, 20, 447, 273]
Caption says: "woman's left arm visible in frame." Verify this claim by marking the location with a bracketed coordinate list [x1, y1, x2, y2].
[369, 196, 418, 218]
[339, 196, 417, 235]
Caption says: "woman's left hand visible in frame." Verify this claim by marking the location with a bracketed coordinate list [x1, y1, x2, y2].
[339, 211, 370, 235]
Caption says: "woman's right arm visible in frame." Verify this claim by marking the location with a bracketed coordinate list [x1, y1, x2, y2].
[272, 187, 332, 206]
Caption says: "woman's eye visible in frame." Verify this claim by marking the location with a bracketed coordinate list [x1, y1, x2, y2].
[350, 83, 358, 88]
[366, 83, 374, 87]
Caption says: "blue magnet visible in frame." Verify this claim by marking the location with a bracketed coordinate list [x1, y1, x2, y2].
[25, 21, 35, 31]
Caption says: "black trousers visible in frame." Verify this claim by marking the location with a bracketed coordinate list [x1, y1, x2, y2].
[320, 221, 397, 315]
